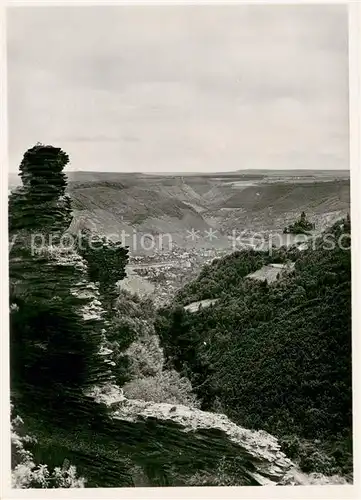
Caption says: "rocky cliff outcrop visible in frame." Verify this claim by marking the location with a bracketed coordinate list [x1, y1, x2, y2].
[9, 145, 119, 421]
[86, 384, 299, 486]
[82, 384, 350, 487]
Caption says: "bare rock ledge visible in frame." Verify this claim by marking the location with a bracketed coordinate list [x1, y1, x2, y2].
[89, 384, 309, 486]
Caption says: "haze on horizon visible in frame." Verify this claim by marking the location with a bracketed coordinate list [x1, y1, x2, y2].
[7, 4, 349, 174]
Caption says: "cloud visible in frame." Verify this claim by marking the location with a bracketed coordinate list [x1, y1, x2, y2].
[7, 4, 349, 172]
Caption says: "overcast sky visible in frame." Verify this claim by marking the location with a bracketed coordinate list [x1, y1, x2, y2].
[7, 4, 349, 173]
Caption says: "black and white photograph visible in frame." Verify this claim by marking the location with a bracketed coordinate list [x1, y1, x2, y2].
[3, 1, 359, 495]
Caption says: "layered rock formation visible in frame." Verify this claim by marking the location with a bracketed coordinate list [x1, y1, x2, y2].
[83, 384, 351, 487]
[87, 384, 298, 486]
[9, 145, 117, 421]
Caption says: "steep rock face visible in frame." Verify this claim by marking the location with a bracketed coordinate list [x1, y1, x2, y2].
[10, 243, 117, 399]
[88, 384, 296, 486]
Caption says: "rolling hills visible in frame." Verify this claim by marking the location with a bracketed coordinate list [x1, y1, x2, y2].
[9, 169, 350, 254]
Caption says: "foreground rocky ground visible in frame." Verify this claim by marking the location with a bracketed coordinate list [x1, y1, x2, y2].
[89, 384, 350, 487]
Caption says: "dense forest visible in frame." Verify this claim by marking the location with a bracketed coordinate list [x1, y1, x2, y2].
[156, 217, 352, 476]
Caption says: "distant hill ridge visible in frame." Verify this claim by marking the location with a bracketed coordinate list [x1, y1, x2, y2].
[8, 170, 350, 253]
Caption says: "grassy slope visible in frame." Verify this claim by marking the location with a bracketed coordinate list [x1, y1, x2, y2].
[221, 181, 350, 212]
